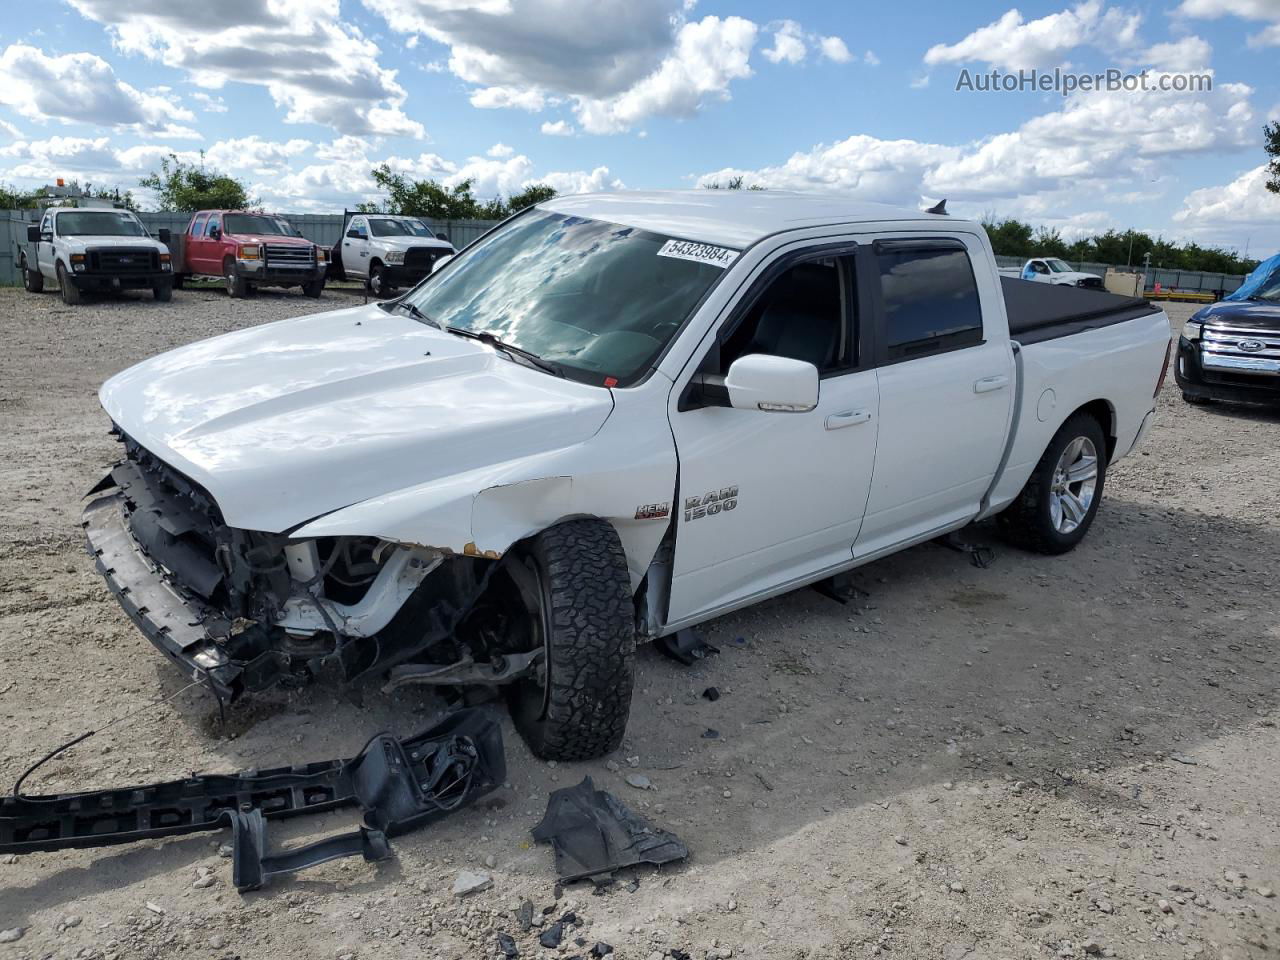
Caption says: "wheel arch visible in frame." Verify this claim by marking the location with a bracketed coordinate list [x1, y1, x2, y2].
[1066, 398, 1118, 462]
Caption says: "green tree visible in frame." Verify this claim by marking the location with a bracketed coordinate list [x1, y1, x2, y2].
[367, 165, 556, 219]
[139, 153, 252, 211]
[980, 217, 1034, 257]
[0, 182, 36, 209]
[1265, 121, 1280, 195]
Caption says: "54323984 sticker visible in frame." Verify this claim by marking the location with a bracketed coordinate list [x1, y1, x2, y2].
[657, 239, 739, 268]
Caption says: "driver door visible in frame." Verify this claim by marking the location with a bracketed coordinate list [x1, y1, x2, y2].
[665, 243, 879, 627]
[36, 213, 55, 280]
[343, 216, 370, 279]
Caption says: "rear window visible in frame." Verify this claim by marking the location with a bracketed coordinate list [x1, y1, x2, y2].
[876, 243, 983, 361]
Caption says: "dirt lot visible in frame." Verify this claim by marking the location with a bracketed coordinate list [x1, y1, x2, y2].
[1, 286, 1277, 960]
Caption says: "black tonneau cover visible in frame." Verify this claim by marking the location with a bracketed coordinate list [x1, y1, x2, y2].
[1002, 276, 1160, 345]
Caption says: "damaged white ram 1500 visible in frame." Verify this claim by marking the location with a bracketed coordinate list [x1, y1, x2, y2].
[85, 191, 1173, 760]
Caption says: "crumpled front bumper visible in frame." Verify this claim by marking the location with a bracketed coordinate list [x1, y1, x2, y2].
[82, 479, 268, 700]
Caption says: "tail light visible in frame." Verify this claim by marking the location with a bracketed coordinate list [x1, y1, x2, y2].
[1154, 338, 1172, 397]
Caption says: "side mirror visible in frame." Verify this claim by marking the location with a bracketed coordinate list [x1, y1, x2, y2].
[346, 228, 362, 239]
[158, 229, 171, 244]
[27, 225, 38, 243]
[724, 354, 819, 413]
[432, 254, 453, 272]
[436, 232, 449, 241]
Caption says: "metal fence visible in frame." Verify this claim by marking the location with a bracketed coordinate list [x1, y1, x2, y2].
[993, 254, 1244, 296]
[0, 210, 501, 286]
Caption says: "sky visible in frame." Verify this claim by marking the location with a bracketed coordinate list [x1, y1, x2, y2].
[1, 0, 1279, 254]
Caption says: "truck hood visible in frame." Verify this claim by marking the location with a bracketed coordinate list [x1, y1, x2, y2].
[225, 234, 313, 246]
[62, 236, 167, 252]
[377, 236, 454, 251]
[1193, 298, 1280, 329]
[99, 302, 615, 532]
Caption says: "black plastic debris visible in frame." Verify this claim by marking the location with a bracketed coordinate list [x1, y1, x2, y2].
[560, 911, 578, 925]
[539, 922, 565, 948]
[934, 531, 995, 568]
[497, 932, 519, 958]
[701, 729, 720, 740]
[655, 628, 719, 666]
[517, 899, 534, 931]
[1, 709, 505, 892]
[701, 687, 720, 702]
[670, 951, 692, 960]
[590, 943, 614, 957]
[532, 777, 688, 884]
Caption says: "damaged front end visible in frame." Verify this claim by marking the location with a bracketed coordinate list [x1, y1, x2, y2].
[84, 433, 534, 702]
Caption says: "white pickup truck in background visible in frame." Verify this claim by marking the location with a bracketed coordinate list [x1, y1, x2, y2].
[84, 191, 1172, 761]
[20, 207, 173, 305]
[1000, 256, 1104, 289]
[330, 213, 455, 297]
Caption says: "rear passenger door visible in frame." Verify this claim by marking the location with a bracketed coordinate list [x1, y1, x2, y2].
[185, 213, 209, 275]
[853, 236, 1014, 558]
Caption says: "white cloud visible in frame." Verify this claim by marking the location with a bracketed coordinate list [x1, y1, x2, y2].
[190, 91, 228, 113]
[574, 15, 757, 134]
[763, 21, 806, 64]
[203, 136, 313, 175]
[65, 0, 424, 138]
[469, 85, 547, 111]
[487, 142, 515, 157]
[1174, 165, 1280, 233]
[538, 165, 624, 194]
[818, 36, 852, 63]
[923, 0, 1130, 71]
[862, 49, 880, 66]
[540, 119, 575, 136]
[1142, 35, 1211, 70]
[0, 44, 199, 138]
[1177, 0, 1280, 46]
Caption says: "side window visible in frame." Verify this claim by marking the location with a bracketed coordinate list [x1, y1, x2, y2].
[205, 214, 221, 237]
[718, 257, 853, 375]
[190, 213, 207, 237]
[352, 217, 368, 238]
[40, 214, 52, 236]
[875, 243, 983, 362]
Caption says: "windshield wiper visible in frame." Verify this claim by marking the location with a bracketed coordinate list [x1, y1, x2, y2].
[446, 326, 565, 378]
[393, 298, 440, 328]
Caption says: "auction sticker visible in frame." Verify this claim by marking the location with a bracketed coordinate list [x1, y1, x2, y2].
[657, 239, 739, 268]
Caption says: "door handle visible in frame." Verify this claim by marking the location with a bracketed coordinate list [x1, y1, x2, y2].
[973, 375, 1010, 393]
[826, 409, 872, 430]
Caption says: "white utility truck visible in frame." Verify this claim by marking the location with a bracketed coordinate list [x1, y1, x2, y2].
[20, 207, 173, 304]
[84, 192, 1172, 760]
[329, 213, 455, 297]
[1001, 257, 1104, 289]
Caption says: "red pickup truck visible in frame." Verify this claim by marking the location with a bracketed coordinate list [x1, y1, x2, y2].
[171, 210, 327, 298]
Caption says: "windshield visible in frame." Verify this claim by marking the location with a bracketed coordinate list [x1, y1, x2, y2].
[224, 214, 299, 237]
[403, 210, 731, 386]
[1045, 258, 1072, 273]
[56, 211, 147, 238]
[370, 217, 432, 238]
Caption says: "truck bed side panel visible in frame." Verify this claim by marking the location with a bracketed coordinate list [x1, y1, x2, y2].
[981, 310, 1171, 517]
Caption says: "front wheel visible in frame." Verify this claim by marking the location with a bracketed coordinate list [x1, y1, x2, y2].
[302, 279, 325, 299]
[505, 519, 636, 761]
[57, 263, 82, 305]
[153, 282, 173, 302]
[224, 258, 248, 298]
[368, 263, 393, 299]
[22, 262, 43, 293]
[998, 413, 1107, 555]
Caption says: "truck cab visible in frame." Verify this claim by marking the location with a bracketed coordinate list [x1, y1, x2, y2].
[332, 213, 455, 297]
[173, 210, 327, 298]
[21, 207, 173, 305]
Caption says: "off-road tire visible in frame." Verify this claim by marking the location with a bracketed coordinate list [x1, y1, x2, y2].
[997, 412, 1107, 555]
[57, 263, 82, 305]
[153, 281, 173, 302]
[224, 258, 248, 298]
[1181, 391, 1212, 405]
[303, 278, 325, 299]
[22, 261, 43, 293]
[508, 519, 635, 761]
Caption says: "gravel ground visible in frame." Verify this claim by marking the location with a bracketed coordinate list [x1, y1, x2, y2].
[1, 285, 1278, 960]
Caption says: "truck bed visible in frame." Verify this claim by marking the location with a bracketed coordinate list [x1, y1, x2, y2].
[1002, 276, 1159, 345]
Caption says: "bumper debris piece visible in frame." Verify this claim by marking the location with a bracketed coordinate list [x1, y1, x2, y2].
[1, 709, 505, 892]
[531, 776, 688, 884]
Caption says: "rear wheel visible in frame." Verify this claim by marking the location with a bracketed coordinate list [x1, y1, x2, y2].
[57, 263, 82, 305]
[22, 261, 43, 293]
[224, 257, 247, 298]
[998, 413, 1107, 555]
[504, 519, 635, 761]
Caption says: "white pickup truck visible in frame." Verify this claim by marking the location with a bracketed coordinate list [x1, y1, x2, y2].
[1000, 257, 1103, 289]
[330, 213, 455, 297]
[20, 207, 173, 304]
[85, 192, 1172, 760]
